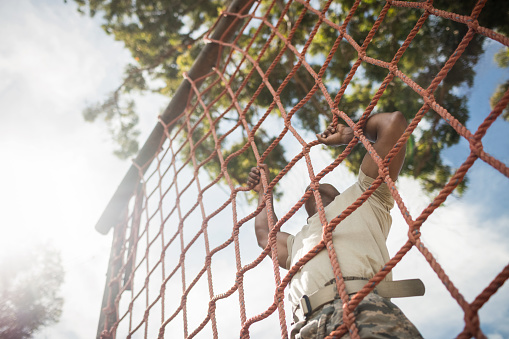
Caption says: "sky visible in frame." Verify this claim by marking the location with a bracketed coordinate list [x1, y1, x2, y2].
[0, 1, 166, 337]
[0, 1, 508, 339]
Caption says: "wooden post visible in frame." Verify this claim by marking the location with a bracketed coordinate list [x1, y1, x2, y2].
[94, 0, 254, 235]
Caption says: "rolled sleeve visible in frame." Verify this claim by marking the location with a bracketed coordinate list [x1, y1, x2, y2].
[358, 169, 394, 211]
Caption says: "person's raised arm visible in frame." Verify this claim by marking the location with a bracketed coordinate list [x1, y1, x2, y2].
[247, 165, 290, 269]
[316, 111, 408, 181]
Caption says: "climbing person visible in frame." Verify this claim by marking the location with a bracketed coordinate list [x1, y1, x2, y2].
[247, 111, 424, 338]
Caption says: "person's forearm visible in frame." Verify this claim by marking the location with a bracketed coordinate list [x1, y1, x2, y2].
[360, 111, 408, 180]
[316, 111, 407, 181]
[254, 192, 278, 249]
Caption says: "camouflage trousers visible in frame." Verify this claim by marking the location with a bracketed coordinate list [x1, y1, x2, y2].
[290, 292, 423, 339]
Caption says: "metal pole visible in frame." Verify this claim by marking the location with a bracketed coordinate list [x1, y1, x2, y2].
[96, 208, 128, 339]
[95, 0, 254, 235]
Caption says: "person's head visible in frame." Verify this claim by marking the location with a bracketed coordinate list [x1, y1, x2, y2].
[304, 183, 340, 218]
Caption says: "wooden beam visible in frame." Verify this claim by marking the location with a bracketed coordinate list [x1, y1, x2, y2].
[95, 0, 254, 235]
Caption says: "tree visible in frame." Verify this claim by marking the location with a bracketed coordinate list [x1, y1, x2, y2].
[73, 0, 509, 196]
[490, 47, 509, 121]
[73, 0, 226, 158]
[0, 244, 64, 339]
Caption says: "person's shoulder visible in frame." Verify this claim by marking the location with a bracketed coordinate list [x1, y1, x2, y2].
[356, 169, 394, 209]
[358, 168, 375, 186]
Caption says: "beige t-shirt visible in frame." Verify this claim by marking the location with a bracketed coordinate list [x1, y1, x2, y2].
[286, 170, 394, 308]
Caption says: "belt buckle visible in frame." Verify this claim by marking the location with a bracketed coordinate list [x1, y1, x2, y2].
[299, 294, 312, 318]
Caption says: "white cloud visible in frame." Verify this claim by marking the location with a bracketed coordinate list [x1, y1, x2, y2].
[0, 1, 140, 338]
[388, 176, 509, 338]
[0, 1, 130, 105]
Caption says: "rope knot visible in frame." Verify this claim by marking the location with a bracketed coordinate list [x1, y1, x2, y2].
[464, 307, 482, 338]
[469, 136, 483, 156]
[408, 227, 422, 244]
[468, 19, 480, 32]
[157, 115, 168, 128]
[381, 166, 390, 178]
[100, 330, 112, 339]
[352, 123, 363, 135]
[423, 92, 436, 106]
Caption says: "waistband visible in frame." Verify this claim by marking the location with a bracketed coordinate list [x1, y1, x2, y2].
[292, 277, 425, 322]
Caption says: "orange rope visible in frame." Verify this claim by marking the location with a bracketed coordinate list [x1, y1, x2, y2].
[99, 0, 509, 338]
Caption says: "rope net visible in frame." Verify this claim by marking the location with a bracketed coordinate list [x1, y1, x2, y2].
[98, 0, 509, 338]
